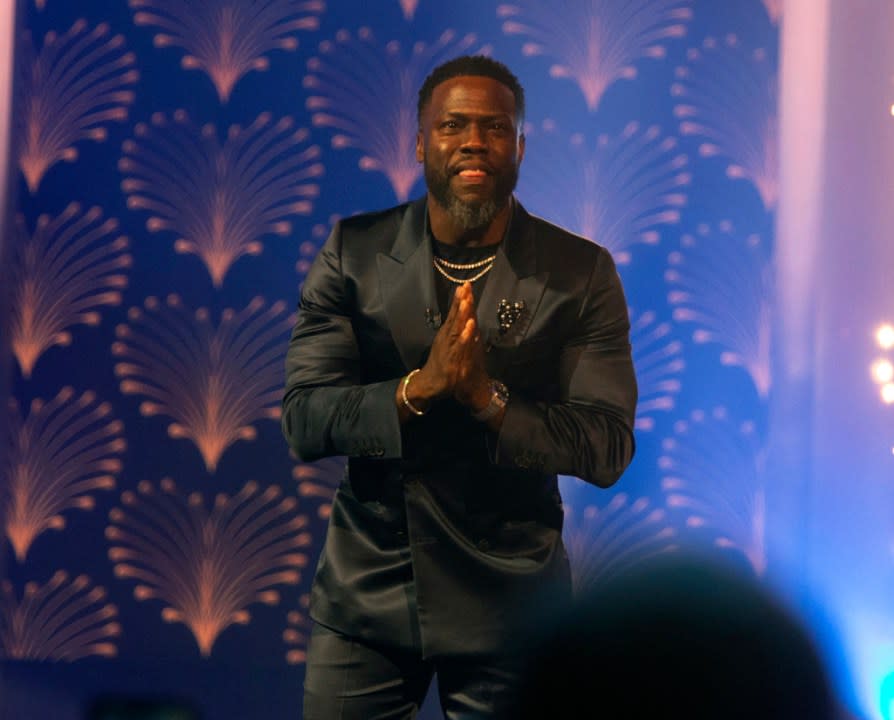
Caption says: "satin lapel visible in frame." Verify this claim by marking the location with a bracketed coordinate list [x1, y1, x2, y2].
[377, 199, 438, 372]
[477, 202, 549, 377]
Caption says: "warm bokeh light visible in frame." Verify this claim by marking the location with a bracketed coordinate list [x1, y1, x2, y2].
[881, 383, 894, 404]
[872, 359, 894, 384]
[877, 323, 894, 349]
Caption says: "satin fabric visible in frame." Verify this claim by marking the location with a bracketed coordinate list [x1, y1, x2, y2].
[282, 197, 637, 658]
[303, 623, 523, 719]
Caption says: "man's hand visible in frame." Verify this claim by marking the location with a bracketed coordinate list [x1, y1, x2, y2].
[422, 281, 479, 398]
[396, 283, 492, 419]
[452, 286, 491, 411]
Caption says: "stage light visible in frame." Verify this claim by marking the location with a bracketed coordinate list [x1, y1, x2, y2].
[881, 670, 894, 720]
[877, 324, 894, 350]
[872, 359, 894, 384]
[882, 384, 894, 404]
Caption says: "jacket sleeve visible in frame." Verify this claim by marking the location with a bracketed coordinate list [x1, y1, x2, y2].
[281, 223, 403, 462]
[492, 248, 637, 488]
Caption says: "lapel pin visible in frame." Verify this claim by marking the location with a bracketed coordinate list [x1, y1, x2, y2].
[497, 299, 525, 335]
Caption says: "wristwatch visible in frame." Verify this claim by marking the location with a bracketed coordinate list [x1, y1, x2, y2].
[472, 380, 509, 422]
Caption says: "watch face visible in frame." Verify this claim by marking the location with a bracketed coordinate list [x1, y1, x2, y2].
[473, 380, 509, 421]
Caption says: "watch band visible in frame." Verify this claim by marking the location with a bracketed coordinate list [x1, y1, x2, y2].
[473, 380, 509, 422]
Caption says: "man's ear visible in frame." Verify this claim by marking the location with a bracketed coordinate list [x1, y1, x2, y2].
[518, 132, 526, 165]
[416, 130, 424, 163]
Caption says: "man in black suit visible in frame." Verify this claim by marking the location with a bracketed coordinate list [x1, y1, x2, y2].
[282, 55, 637, 719]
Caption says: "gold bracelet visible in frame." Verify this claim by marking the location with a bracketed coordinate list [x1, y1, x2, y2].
[401, 369, 427, 416]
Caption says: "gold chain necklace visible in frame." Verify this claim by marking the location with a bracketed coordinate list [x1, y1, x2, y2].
[433, 257, 495, 284]
[434, 254, 497, 270]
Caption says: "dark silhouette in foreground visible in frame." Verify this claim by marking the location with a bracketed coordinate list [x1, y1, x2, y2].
[513, 554, 839, 719]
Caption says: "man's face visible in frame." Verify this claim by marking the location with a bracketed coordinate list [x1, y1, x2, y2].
[416, 75, 525, 232]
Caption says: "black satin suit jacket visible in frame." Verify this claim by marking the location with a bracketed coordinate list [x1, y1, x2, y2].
[282, 198, 637, 658]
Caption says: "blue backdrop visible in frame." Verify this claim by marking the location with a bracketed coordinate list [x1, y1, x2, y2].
[2, 1, 880, 718]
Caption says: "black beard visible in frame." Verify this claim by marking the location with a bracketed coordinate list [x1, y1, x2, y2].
[424, 161, 518, 233]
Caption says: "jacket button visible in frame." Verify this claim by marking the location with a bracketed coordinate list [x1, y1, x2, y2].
[477, 539, 490, 551]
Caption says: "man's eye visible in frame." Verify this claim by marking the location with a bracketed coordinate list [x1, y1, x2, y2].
[441, 120, 459, 129]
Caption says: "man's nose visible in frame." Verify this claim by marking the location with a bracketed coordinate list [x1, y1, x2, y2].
[460, 123, 487, 151]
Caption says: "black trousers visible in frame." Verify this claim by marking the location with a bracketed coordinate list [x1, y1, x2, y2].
[302, 623, 523, 719]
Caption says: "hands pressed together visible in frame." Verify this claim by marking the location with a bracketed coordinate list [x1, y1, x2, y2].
[396, 282, 495, 422]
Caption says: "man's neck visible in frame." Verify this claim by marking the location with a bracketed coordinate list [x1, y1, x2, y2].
[426, 195, 512, 247]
